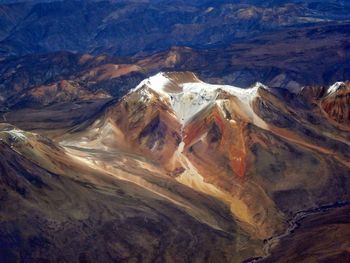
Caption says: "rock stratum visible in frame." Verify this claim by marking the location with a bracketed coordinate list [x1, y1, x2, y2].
[1, 72, 349, 262]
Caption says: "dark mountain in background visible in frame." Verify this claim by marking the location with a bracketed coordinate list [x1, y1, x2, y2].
[1, 0, 350, 57]
[1, 19, 349, 109]
[0, 0, 349, 103]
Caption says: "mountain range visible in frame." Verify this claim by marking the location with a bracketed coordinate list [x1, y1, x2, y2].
[1, 71, 349, 262]
[0, 0, 349, 262]
[1, 0, 350, 57]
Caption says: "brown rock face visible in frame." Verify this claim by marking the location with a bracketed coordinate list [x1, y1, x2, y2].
[68, 73, 349, 242]
[1, 72, 350, 262]
[0, 125, 242, 263]
[10, 79, 111, 108]
[68, 85, 182, 171]
[320, 82, 350, 129]
[298, 85, 326, 104]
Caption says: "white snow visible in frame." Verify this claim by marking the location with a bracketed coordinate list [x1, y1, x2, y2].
[327, 82, 345, 95]
[170, 83, 218, 124]
[131, 72, 172, 97]
[6, 130, 28, 142]
[131, 72, 268, 128]
[204, 7, 214, 13]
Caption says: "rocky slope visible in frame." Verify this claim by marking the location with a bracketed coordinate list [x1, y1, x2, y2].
[0, 123, 255, 262]
[56, 72, 350, 255]
[259, 204, 350, 263]
[0, 52, 145, 109]
[320, 82, 350, 130]
[1, 72, 349, 262]
[7, 79, 111, 108]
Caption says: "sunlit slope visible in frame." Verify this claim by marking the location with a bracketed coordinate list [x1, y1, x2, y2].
[0, 123, 262, 262]
[59, 72, 349, 241]
[1, 72, 349, 262]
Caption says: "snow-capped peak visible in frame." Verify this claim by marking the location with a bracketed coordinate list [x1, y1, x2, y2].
[132, 72, 173, 96]
[131, 72, 264, 125]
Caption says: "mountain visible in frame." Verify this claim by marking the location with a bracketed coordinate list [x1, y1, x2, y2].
[1, 72, 349, 262]
[0, 0, 349, 261]
[0, 0, 349, 103]
[1, 0, 350, 57]
[135, 21, 350, 88]
[0, 52, 144, 109]
[1, 19, 350, 109]
[0, 123, 246, 262]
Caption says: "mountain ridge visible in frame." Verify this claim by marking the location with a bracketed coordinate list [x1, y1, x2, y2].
[1, 0, 350, 57]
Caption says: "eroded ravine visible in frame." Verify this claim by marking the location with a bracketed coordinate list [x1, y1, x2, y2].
[244, 201, 350, 263]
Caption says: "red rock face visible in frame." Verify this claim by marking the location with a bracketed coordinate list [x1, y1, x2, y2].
[321, 82, 350, 129]
[183, 99, 248, 183]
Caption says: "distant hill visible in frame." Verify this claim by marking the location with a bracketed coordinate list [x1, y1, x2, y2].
[1, 0, 350, 57]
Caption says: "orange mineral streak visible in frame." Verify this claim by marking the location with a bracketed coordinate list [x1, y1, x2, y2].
[183, 121, 206, 146]
[213, 106, 247, 178]
[227, 129, 247, 178]
[183, 104, 248, 178]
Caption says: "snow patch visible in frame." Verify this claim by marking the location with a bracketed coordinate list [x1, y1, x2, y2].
[327, 82, 345, 95]
[5, 130, 28, 142]
[132, 73, 268, 128]
[131, 72, 171, 97]
[170, 83, 218, 124]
